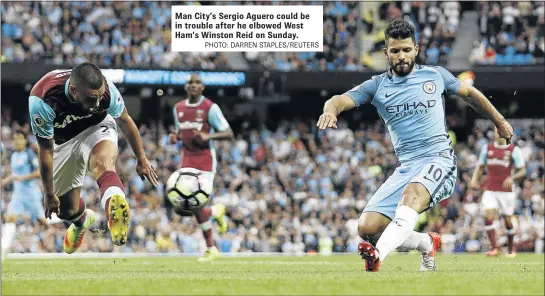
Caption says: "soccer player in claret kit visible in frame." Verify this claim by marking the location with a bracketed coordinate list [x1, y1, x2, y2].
[28, 62, 159, 253]
[317, 19, 513, 272]
[169, 73, 234, 262]
[470, 126, 526, 258]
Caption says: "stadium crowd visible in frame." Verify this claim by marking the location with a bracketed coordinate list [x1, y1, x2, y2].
[470, 1, 545, 65]
[2, 114, 543, 255]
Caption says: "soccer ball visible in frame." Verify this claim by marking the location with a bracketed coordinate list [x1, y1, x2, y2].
[166, 168, 212, 214]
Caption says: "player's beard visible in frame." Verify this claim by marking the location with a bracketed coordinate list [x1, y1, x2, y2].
[389, 60, 415, 77]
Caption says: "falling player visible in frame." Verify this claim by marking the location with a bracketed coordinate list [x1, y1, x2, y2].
[28, 62, 159, 254]
[317, 19, 513, 272]
[169, 73, 233, 262]
[470, 126, 526, 258]
[1, 131, 47, 259]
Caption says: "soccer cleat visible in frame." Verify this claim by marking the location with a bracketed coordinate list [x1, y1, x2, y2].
[485, 248, 500, 257]
[213, 203, 228, 235]
[63, 209, 96, 254]
[358, 241, 380, 272]
[198, 246, 220, 262]
[420, 232, 442, 271]
[108, 194, 130, 246]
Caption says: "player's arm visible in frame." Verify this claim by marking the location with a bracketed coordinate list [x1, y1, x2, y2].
[28, 96, 56, 197]
[317, 78, 376, 129]
[205, 104, 234, 141]
[107, 81, 159, 186]
[470, 144, 487, 190]
[511, 146, 526, 183]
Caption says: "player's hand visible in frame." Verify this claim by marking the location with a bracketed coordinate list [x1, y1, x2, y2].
[495, 119, 514, 144]
[193, 130, 210, 142]
[469, 180, 480, 190]
[317, 111, 337, 130]
[136, 158, 159, 187]
[169, 133, 178, 144]
[44, 193, 60, 219]
[503, 176, 513, 191]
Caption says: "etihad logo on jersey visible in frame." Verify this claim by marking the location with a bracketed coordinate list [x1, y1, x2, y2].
[179, 121, 203, 131]
[54, 114, 94, 129]
[386, 100, 437, 118]
[487, 158, 510, 167]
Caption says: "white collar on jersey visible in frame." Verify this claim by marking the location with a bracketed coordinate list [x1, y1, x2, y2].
[185, 95, 205, 107]
[64, 78, 75, 103]
[493, 142, 511, 149]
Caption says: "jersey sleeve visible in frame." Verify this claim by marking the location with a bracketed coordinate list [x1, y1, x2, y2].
[434, 66, 461, 95]
[478, 144, 488, 165]
[106, 81, 125, 118]
[173, 107, 180, 133]
[29, 96, 56, 139]
[208, 104, 230, 132]
[343, 78, 377, 107]
[512, 146, 526, 169]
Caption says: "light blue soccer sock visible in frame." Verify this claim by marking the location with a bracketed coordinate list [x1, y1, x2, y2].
[376, 205, 418, 262]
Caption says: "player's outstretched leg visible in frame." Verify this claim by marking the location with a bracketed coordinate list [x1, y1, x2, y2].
[59, 192, 96, 254]
[195, 207, 219, 262]
[90, 141, 129, 246]
[484, 209, 500, 256]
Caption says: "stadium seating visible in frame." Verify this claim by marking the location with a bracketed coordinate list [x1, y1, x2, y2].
[1, 118, 543, 254]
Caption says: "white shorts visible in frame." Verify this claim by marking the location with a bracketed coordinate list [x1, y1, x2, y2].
[481, 190, 516, 216]
[53, 115, 118, 196]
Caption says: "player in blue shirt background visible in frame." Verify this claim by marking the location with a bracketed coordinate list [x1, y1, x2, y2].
[2, 130, 46, 226]
[317, 19, 513, 272]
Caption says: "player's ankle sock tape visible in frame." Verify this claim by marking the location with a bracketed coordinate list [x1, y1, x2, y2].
[376, 205, 418, 262]
[200, 221, 212, 231]
[506, 228, 517, 235]
[484, 224, 496, 231]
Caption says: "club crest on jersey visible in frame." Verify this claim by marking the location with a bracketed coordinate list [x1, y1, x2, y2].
[33, 114, 44, 127]
[423, 81, 436, 94]
[196, 110, 204, 122]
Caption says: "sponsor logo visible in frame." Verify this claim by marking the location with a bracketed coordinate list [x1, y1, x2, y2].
[487, 158, 510, 167]
[423, 81, 436, 94]
[385, 91, 399, 98]
[33, 114, 44, 127]
[178, 121, 203, 131]
[54, 114, 94, 129]
[385, 100, 437, 118]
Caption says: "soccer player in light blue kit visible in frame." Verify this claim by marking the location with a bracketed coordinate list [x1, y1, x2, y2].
[317, 19, 513, 272]
[2, 131, 46, 225]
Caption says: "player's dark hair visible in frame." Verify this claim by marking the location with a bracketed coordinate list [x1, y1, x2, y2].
[384, 19, 416, 45]
[71, 62, 103, 90]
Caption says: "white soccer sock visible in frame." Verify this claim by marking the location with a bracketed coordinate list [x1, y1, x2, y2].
[1, 223, 17, 261]
[101, 186, 125, 211]
[398, 231, 433, 254]
[376, 205, 419, 262]
[210, 205, 218, 217]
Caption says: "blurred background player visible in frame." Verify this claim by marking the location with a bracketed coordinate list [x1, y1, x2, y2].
[169, 73, 234, 262]
[28, 62, 158, 254]
[1, 130, 46, 259]
[470, 126, 526, 258]
[317, 19, 513, 272]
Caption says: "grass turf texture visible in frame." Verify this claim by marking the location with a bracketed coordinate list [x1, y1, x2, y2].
[2, 254, 543, 295]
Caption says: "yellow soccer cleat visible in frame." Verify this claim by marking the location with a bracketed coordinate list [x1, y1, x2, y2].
[198, 246, 220, 262]
[108, 194, 130, 246]
[63, 209, 96, 254]
[212, 203, 227, 235]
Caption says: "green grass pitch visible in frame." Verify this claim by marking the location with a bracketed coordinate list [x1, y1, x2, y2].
[2, 253, 543, 295]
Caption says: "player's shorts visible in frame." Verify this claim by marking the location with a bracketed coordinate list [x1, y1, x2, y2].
[481, 190, 516, 216]
[363, 150, 458, 220]
[53, 115, 118, 196]
[7, 190, 45, 221]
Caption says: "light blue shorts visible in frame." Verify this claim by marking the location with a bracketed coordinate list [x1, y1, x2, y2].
[363, 151, 458, 220]
[7, 191, 45, 221]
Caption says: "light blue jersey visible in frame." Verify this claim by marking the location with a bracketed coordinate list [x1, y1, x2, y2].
[347, 65, 460, 219]
[345, 65, 461, 163]
[8, 149, 44, 220]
